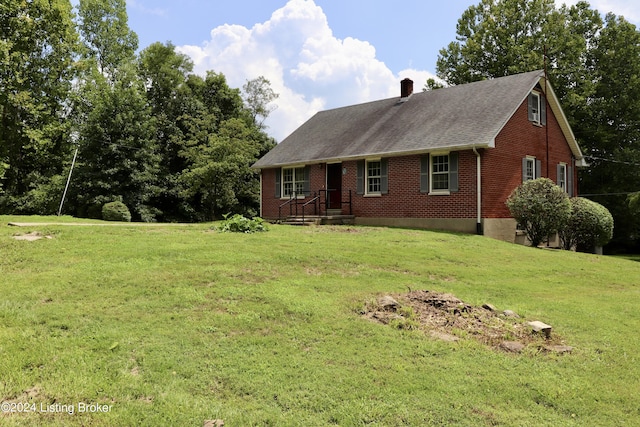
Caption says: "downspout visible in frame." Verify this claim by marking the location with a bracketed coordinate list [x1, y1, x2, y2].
[473, 146, 483, 235]
[259, 171, 263, 218]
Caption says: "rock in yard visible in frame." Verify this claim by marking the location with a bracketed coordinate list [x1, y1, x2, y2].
[528, 321, 552, 338]
[502, 310, 520, 318]
[500, 341, 525, 353]
[482, 303, 497, 311]
[544, 345, 573, 354]
[378, 295, 400, 311]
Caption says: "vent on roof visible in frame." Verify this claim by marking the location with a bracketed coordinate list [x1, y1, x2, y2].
[401, 78, 413, 98]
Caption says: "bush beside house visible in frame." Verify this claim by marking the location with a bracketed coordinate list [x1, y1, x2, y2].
[560, 198, 614, 252]
[506, 178, 571, 247]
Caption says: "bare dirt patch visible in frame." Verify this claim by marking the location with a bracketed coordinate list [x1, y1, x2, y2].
[362, 290, 572, 354]
[12, 231, 53, 241]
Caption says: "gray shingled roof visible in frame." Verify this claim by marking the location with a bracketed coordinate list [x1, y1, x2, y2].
[253, 70, 581, 168]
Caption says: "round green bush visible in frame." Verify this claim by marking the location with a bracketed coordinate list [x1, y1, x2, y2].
[506, 178, 571, 247]
[560, 197, 614, 252]
[102, 201, 132, 222]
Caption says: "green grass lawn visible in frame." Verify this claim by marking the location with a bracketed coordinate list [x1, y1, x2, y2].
[0, 216, 638, 426]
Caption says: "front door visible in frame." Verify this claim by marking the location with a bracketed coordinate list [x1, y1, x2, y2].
[326, 163, 342, 210]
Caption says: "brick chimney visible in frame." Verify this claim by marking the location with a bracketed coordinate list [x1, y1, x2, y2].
[401, 78, 414, 98]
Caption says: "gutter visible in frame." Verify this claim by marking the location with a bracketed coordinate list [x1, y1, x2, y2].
[473, 146, 483, 235]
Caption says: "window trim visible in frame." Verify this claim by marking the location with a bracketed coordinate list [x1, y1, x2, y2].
[557, 162, 567, 193]
[281, 165, 308, 199]
[522, 156, 542, 183]
[430, 152, 450, 195]
[531, 92, 541, 124]
[365, 158, 382, 196]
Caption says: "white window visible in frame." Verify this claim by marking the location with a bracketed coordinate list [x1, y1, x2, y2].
[524, 157, 537, 182]
[558, 163, 567, 192]
[282, 166, 307, 197]
[530, 92, 541, 124]
[431, 154, 449, 192]
[366, 160, 382, 194]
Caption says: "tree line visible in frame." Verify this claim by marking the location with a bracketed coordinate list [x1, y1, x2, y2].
[434, 0, 640, 251]
[1, 0, 276, 222]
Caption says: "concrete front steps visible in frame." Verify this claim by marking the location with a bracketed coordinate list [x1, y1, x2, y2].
[281, 215, 355, 226]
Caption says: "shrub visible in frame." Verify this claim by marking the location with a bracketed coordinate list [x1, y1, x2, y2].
[102, 201, 132, 222]
[560, 197, 614, 252]
[506, 178, 571, 247]
[216, 214, 268, 233]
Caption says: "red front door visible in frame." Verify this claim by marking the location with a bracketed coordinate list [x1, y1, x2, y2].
[326, 163, 342, 210]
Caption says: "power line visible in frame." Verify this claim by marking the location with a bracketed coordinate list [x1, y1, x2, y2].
[583, 155, 640, 166]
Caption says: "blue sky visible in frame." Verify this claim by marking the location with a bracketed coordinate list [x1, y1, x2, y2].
[122, 0, 639, 141]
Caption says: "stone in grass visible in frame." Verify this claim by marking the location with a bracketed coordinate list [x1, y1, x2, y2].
[430, 330, 460, 342]
[502, 310, 520, 318]
[544, 345, 574, 354]
[203, 420, 224, 427]
[378, 295, 400, 311]
[500, 341, 525, 353]
[482, 303, 497, 311]
[528, 321, 552, 338]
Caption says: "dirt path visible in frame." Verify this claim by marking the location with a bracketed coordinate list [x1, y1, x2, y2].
[7, 222, 194, 227]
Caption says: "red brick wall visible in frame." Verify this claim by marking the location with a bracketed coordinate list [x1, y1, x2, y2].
[482, 96, 576, 218]
[260, 93, 577, 221]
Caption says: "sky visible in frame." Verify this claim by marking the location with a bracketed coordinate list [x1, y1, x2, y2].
[121, 0, 640, 141]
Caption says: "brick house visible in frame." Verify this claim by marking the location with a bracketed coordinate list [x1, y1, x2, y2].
[252, 70, 586, 242]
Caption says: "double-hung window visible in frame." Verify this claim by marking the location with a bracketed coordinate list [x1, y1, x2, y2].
[557, 163, 567, 192]
[528, 91, 546, 126]
[419, 152, 459, 194]
[357, 159, 388, 195]
[282, 166, 308, 197]
[367, 160, 382, 194]
[522, 156, 541, 182]
[431, 155, 450, 191]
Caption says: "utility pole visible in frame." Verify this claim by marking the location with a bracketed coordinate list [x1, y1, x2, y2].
[58, 132, 79, 216]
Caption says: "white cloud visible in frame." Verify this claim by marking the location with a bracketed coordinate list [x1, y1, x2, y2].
[557, 0, 639, 23]
[177, 0, 437, 141]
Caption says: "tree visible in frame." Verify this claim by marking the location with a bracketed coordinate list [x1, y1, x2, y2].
[73, 0, 158, 220]
[77, 0, 138, 78]
[506, 178, 571, 247]
[438, 0, 640, 250]
[242, 76, 279, 129]
[0, 0, 79, 213]
[423, 78, 445, 91]
[180, 118, 261, 220]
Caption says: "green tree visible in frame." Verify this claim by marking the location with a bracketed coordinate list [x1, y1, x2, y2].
[438, 0, 640, 250]
[73, 63, 159, 220]
[138, 42, 198, 221]
[77, 0, 137, 78]
[242, 76, 279, 129]
[506, 178, 571, 247]
[0, 0, 79, 213]
[180, 118, 261, 220]
[73, 0, 158, 220]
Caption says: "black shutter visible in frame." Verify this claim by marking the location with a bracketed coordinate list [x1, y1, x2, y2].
[380, 158, 388, 194]
[303, 166, 311, 195]
[449, 152, 459, 192]
[522, 157, 528, 182]
[420, 155, 429, 193]
[541, 95, 547, 126]
[568, 165, 574, 197]
[535, 160, 542, 179]
[275, 168, 281, 198]
[356, 160, 364, 195]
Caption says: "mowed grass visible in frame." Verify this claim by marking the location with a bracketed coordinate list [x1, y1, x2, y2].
[0, 216, 638, 426]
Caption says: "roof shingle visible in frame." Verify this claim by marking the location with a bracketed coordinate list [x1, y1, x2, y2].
[253, 70, 561, 168]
